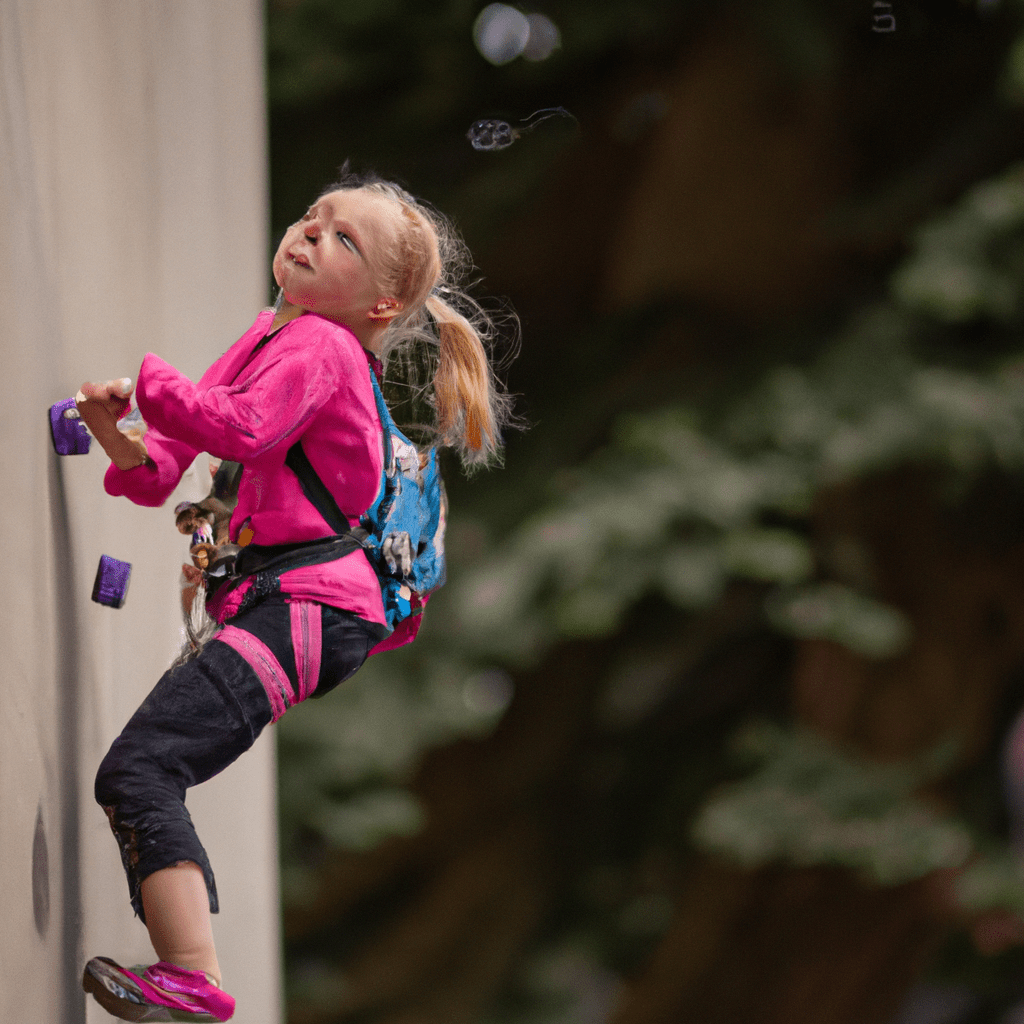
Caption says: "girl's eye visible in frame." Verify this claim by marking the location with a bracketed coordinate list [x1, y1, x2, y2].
[337, 232, 359, 255]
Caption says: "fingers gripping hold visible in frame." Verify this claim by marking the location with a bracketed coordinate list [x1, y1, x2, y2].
[75, 377, 150, 470]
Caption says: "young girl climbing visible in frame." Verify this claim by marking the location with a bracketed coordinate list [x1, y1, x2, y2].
[76, 168, 513, 1023]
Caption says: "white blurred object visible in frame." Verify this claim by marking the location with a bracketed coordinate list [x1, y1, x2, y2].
[473, 4, 530, 64]
[523, 13, 560, 61]
[473, 4, 560, 64]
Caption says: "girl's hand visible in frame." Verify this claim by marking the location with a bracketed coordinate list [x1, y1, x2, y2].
[75, 378, 150, 470]
[77, 377, 134, 417]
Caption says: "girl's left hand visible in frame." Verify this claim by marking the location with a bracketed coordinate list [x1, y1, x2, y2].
[76, 378, 150, 470]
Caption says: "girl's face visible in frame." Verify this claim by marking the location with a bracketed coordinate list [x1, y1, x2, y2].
[272, 189, 402, 330]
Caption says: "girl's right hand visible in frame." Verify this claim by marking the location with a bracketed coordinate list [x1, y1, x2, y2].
[75, 378, 150, 470]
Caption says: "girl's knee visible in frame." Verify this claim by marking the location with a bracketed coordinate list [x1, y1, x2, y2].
[94, 745, 126, 807]
[94, 733, 158, 808]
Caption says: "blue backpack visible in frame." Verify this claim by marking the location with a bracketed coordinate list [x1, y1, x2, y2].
[281, 363, 447, 651]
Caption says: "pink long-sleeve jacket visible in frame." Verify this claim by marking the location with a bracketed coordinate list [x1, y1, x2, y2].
[104, 308, 387, 626]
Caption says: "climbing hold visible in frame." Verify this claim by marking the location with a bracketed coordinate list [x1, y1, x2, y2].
[92, 555, 132, 608]
[49, 397, 92, 455]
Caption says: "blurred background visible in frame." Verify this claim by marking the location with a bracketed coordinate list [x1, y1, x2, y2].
[264, 1, 1024, 1023]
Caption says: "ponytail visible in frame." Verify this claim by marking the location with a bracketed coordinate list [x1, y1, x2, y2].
[427, 293, 500, 462]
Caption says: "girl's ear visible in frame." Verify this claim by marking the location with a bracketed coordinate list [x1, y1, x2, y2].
[369, 298, 403, 320]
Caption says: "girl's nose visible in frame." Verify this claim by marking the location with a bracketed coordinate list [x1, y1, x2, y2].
[304, 220, 320, 243]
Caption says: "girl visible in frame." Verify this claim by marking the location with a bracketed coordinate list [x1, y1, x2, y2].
[77, 168, 513, 1023]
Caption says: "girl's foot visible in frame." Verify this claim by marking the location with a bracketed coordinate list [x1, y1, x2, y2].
[82, 957, 235, 1022]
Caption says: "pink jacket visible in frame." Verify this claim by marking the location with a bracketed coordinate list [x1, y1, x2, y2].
[104, 309, 387, 626]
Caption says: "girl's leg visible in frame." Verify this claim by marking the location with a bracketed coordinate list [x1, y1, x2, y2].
[141, 862, 222, 984]
[94, 597, 377, 986]
[95, 636, 275, 948]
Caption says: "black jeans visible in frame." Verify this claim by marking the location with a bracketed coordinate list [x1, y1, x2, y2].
[94, 596, 382, 921]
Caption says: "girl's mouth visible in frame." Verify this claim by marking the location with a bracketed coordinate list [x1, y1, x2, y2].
[289, 251, 311, 268]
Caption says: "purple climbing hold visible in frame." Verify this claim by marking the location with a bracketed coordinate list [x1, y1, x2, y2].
[92, 555, 132, 608]
[49, 397, 92, 455]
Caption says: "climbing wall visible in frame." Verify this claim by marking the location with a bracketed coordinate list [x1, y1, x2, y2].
[0, 1, 281, 1021]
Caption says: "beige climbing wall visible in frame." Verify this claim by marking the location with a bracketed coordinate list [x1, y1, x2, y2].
[0, 0, 281, 1021]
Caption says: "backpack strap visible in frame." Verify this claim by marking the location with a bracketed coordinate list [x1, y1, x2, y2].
[284, 441, 351, 537]
[284, 359, 395, 539]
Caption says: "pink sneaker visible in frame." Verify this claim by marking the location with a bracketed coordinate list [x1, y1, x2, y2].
[82, 957, 235, 1022]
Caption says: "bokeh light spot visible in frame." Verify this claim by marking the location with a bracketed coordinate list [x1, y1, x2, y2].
[523, 14, 561, 61]
[473, 4, 531, 65]
[473, 4, 561, 64]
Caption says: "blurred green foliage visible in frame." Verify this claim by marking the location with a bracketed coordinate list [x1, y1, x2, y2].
[455, 165, 1024, 665]
[691, 721, 971, 884]
[278, 659, 511, 909]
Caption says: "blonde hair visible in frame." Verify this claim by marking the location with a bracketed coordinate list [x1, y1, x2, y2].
[319, 168, 516, 468]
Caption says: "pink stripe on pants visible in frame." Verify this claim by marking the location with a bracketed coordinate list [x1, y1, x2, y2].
[290, 601, 322, 703]
[217, 625, 295, 722]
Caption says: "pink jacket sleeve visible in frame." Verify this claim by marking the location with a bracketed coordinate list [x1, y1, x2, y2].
[102, 310, 277, 507]
[133, 339, 345, 463]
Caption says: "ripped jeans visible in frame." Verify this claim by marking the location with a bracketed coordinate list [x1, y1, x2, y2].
[94, 596, 383, 921]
